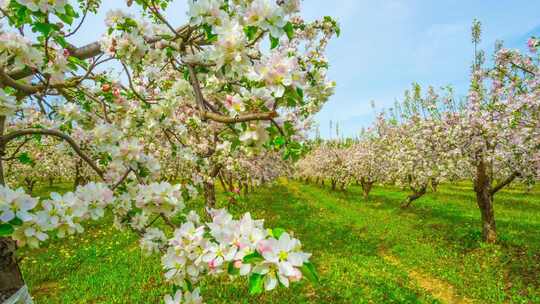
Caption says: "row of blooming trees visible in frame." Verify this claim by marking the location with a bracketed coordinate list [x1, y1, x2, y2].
[0, 0, 339, 302]
[296, 22, 540, 244]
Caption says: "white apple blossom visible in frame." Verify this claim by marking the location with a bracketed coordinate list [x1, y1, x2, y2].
[254, 232, 310, 289]
[140, 227, 167, 255]
[164, 288, 204, 304]
[15, 0, 67, 13]
[239, 123, 270, 147]
[244, 0, 286, 38]
[135, 182, 184, 217]
[0, 89, 17, 116]
[0, 185, 37, 223]
[0, 32, 43, 69]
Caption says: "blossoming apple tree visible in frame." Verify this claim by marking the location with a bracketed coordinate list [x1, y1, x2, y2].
[452, 22, 540, 243]
[0, 0, 338, 302]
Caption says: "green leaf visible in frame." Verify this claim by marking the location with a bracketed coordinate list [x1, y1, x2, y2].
[271, 227, 286, 239]
[248, 273, 264, 295]
[283, 22, 294, 40]
[32, 22, 59, 36]
[270, 35, 279, 49]
[301, 262, 319, 283]
[244, 26, 259, 41]
[283, 86, 303, 107]
[273, 136, 286, 148]
[9, 217, 23, 226]
[227, 261, 240, 275]
[0, 224, 14, 236]
[202, 23, 217, 42]
[68, 56, 89, 69]
[17, 152, 33, 165]
[56, 4, 78, 25]
[324, 16, 340, 37]
[284, 121, 295, 136]
[243, 252, 264, 264]
[53, 35, 68, 48]
[296, 87, 304, 99]
[184, 279, 194, 292]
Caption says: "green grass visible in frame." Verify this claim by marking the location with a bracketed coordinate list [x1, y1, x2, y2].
[19, 180, 540, 303]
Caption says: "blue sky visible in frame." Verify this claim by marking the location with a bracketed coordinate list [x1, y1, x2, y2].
[301, 1, 540, 138]
[72, 1, 540, 138]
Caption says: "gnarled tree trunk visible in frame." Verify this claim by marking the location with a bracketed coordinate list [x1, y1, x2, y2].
[430, 178, 439, 193]
[360, 178, 374, 199]
[0, 238, 25, 302]
[204, 180, 216, 208]
[401, 184, 427, 208]
[474, 160, 497, 243]
[0, 116, 30, 302]
[73, 158, 83, 190]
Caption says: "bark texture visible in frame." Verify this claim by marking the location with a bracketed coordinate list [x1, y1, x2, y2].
[0, 116, 26, 301]
[474, 160, 497, 243]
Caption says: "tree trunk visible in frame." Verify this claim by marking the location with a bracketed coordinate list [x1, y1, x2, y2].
[401, 185, 427, 208]
[474, 161, 497, 243]
[331, 179, 336, 190]
[361, 179, 374, 199]
[0, 238, 25, 302]
[0, 116, 28, 302]
[430, 179, 439, 192]
[73, 159, 82, 190]
[204, 180, 216, 208]
[24, 178, 35, 195]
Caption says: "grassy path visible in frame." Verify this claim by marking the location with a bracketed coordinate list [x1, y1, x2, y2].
[20, 180, 540, 303]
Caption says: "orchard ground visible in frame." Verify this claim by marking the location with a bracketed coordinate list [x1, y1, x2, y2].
[20, 180, 540, 303]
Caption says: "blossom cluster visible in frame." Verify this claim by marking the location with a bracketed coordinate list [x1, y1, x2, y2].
[0, 182, 113, 248]
[160, 208, 314, 302]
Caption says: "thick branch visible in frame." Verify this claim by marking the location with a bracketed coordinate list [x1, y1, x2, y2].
[202, 111, 277, 123]
[187, 64, 207, 111]
[491, 172, 519, 195]
[0, 69, 43, 94]
[8, 25, 188, 80]
[112, 168, 132, 190]
[1, 129, 104, 178]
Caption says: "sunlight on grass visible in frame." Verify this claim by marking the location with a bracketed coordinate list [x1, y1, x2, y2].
[20, 180, 540, 303]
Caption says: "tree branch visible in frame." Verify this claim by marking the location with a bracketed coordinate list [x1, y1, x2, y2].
[202, 111, 277, 123]
[8, 25, 188, 80]
[1, 129, 104, 178]
[187, 64, 207, 111]
[0, 68, 43, 94]
[491, 171, 519, 195]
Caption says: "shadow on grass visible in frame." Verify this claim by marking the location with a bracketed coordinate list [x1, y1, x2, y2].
[294, 181, 540, 302]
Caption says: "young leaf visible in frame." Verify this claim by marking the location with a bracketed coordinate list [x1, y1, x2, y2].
[227, 261, 240, 275]
[244, 26, 259, 41]
[0, 224, 14, 236]
[283, 22, 294, 40]
[184, 279, 194, 292]
[32, 22, 58, 37]
[248, 273, 264, 295]
[243, 251, 264, 264]
[301, 262, 319, 283]
[270, 35, 279, 49]
[9, 217, 23, 226]
[271, 227, 286, 239]
[17, 152, 33, 165]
